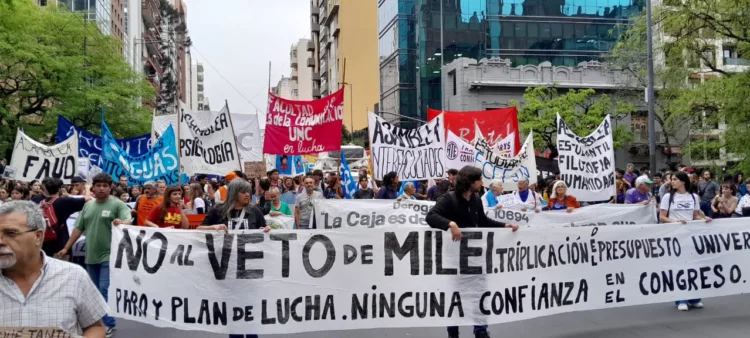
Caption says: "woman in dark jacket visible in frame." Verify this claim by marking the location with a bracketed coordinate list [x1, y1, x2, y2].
[376, 171, 400, 199]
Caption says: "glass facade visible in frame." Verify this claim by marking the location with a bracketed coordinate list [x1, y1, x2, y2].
[378, 0, 644, 125]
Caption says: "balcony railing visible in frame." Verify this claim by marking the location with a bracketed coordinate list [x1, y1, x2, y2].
[306, 40, 315, 52]
[142, 0, 161, 28]
[311, 23, 320, 33]
[307, 57, 315, 68]
[724, 57, 750, 66]
[310, 4, 319, 16]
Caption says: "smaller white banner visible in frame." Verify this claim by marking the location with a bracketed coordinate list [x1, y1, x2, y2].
[493, 132, 515, 158]
[557, 114, 616, 202]
[9, 130, 79, 183]
[474, 128, 537, 191]
[369, 113, 446, 180]
[314, 199, 657, 228]
[444, 130, 475, 171]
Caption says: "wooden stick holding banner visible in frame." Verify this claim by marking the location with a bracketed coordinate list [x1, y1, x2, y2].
[224, 100, 243, 171]
[177, 109, 183, 182]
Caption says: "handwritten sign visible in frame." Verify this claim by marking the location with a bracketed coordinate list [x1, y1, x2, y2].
[9, 129, 78, 183]
[0, 327, 80, 338]
[557, 114, 616, 201]
[243, 161, 267, 180]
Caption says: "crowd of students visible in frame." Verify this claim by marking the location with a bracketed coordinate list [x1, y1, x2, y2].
[1, 161, 750, 338]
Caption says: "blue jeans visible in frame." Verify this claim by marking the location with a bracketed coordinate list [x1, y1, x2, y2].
[675, 299, 701, 306]
[447, 325, 487, 336]
[229, 335, 258, 338]
[87, 261, 116, 327]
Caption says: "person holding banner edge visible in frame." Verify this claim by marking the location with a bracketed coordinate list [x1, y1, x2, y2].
[659, 171, 712, 311]
[426, 166, 519, 338]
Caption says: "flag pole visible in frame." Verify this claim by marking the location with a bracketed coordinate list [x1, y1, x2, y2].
[177, 108, 182, 182]
[224, 100, 243, 171]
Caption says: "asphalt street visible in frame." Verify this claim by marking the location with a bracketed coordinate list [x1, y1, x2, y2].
[115, 294, 750, 338]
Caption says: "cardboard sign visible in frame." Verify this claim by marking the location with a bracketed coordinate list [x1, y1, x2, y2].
[243, 161, 267, 180]
[1, 166, 16, 179]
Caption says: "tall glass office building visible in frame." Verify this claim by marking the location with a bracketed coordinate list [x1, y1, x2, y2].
[378, 0, 645, 126]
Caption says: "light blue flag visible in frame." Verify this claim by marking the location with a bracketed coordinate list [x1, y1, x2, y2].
[101, 120, 181, 186]
[339, 152, 358, 199]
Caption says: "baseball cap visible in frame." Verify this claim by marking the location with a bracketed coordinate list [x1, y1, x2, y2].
[635, 176, 654, 186]
[71, 176, 85, 183]
[224, 171, 239, 182]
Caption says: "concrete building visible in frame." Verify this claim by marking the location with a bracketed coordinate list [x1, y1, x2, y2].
[378, 0, 640, 125]
[309, 0, 379, 130]
[194, 62, 210, 111]
[442, 57, 679, 168]
[272, 77, 295, 100]
[290, 39, 314, 100]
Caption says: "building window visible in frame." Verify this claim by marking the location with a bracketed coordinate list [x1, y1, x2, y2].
[451, 71, 456, 96]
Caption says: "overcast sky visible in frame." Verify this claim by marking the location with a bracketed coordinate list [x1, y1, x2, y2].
[186, 0, 310, 125]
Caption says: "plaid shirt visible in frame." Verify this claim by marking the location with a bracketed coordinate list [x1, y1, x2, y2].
[0, 253, 108, 335]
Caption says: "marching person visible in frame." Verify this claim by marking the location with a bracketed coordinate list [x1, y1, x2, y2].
[267, 187, 292, 216]
[734, 180, 750, 217]
[144, 186, 189, 229]
[10, 185, 30, 201]
[481, 179, 503, 208]
[155, 180, 167, 197]
[376, 172, 399, 199]
[56, 173, 132, 337]
[353, 176, 375, 199]
[199, 179, 270, 232]
[295, 177, 324, 229]
[509, 177, 542, 212]
[0, 201, 108, 338]
[549, 181, 580, 212]
[187, 182, 208, 214]
[38, 177, 90, 257]
[323, 172, 344, 199]
[624, 176, 654, 205]
[659, 171, 711, 311]
[697, 170, 720, 218]
[133, 181, 163, 226]
[426, 166, 518, 338]
[398, 182, 417, 201]
[711, 183, 738, 219]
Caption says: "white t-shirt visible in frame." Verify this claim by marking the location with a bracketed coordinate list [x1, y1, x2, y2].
[660, 192, 700, 221]
[736, 195, 750, 215]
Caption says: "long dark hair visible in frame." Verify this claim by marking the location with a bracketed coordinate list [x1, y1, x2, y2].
[159, 186, 182, 221]
[666, 171, 691, 207]
[383, 172, 398, 190]
[455, 166, 482, 195]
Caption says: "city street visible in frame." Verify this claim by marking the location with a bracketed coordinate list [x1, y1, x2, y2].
[116, 294, 750, 338]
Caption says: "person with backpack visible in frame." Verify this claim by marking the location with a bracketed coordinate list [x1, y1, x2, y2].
[39, 177, 90, 257]
[56, 173, 133, 337]
[426, 166, 518, 338]
[659, 171, 712, 311]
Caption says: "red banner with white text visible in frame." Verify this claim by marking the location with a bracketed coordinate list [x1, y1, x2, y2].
[427, 107, 520, 153]
[263, 89, 344, 155]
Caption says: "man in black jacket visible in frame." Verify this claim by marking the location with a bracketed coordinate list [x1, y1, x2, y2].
[426, 166, 518, 338]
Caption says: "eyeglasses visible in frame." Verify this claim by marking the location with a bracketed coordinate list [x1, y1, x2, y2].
[0, 229, 37, 242]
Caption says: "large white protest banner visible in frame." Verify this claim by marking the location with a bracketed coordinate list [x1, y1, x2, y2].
[557, 114, 616, 202]
[474, 128, 536, 191]
[230, 113, 264, 162]
[9, 130, 78, 183]
[444, 130, 475, 172]
[111, 219, 750, 334]
[314, 199, 656, 228]
[152, 109, 258, 172]
[369, 112, 446, 180]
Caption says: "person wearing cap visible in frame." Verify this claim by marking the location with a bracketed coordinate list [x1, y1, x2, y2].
[625, 176, 654, 205]
[70, 176, 87, 197]
[133, 181, 163, 226]
[215, 171, 242, 204]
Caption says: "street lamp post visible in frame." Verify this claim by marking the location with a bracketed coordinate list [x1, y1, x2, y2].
[646, 0, 657, 174]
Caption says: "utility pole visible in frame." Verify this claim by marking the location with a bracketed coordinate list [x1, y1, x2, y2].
[646, 0, 657, 175]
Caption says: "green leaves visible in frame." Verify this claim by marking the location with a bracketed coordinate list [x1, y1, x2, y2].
[0, 0, 154, 160]
[511, 87, 634, 157]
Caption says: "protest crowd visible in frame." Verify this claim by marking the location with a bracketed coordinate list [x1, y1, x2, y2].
[2, 94, 750, 338]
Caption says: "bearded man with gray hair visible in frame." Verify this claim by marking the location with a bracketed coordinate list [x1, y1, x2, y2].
[0, 201, 108, 337]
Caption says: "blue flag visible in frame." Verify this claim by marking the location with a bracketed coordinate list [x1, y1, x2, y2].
[57, 116, 151, 169]
[339, 152, 358, 199]
[101, 120, 181, 186]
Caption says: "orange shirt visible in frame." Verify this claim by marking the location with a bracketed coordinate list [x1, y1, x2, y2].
[136, 196, 163, 226]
